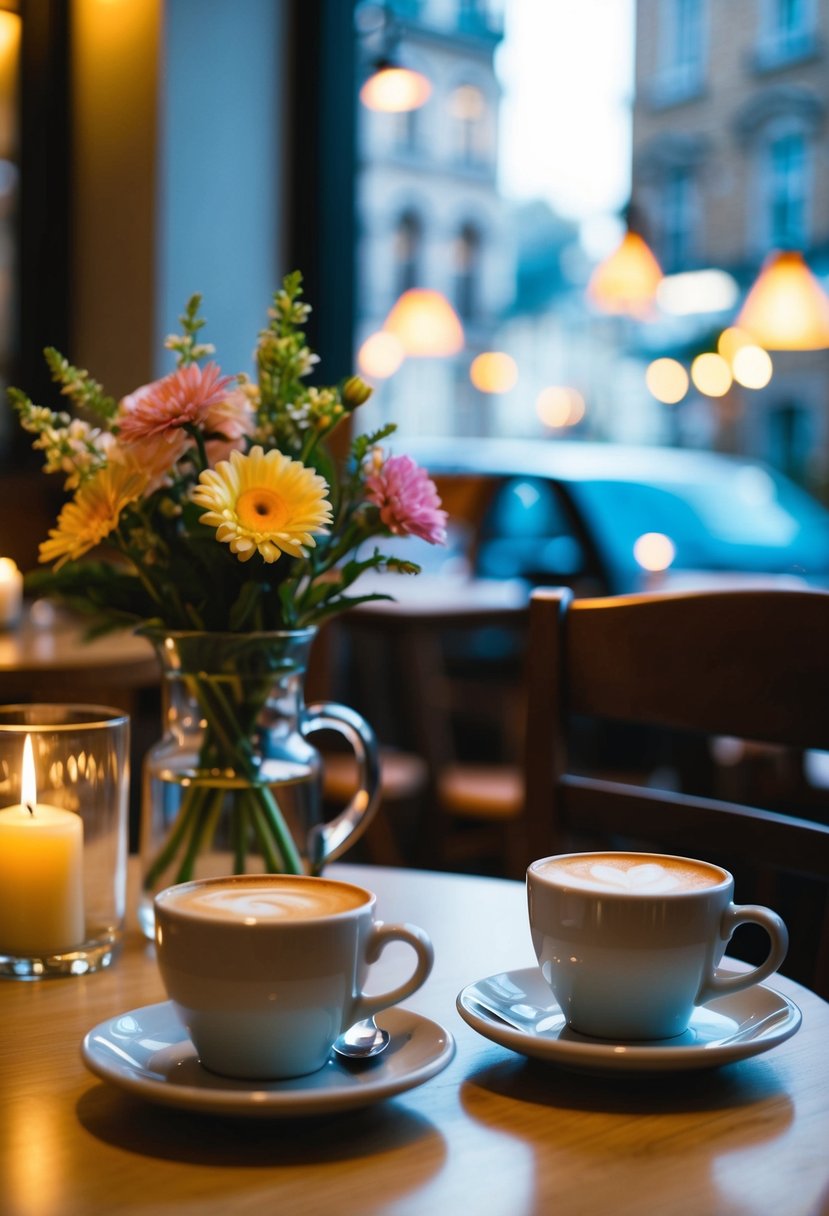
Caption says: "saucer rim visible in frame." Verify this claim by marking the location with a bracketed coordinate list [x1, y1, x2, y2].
[81, 1001, 456, 1116]
[456, 965, 802, 1073]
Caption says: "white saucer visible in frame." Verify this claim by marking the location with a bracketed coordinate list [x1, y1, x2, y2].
[81, 1001, 455, 1117]
[457, 966, 801, 1074]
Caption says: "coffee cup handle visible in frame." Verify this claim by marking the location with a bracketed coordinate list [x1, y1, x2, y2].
[351, 922, 435, 1021]
[697, 903, 789, 1003]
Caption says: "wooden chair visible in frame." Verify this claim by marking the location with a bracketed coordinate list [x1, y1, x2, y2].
[521, 586, 829, 996]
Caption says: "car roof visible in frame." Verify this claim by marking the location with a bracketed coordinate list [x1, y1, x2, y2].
[401, 436, 787, 487]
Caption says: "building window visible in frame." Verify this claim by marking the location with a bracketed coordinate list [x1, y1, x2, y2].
[652, 0, 707, 104]
[454, 222, 482, 319]
[394, 210, 423, 295]
[755, 0, 818, 67]
[393, 105, 420, 153]
[761, 129, 809, 249]
[659, 166, 695, 272]
[449, 83, 489, 168]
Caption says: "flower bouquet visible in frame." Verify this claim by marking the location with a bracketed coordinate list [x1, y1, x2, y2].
[10, 272, 447, 913]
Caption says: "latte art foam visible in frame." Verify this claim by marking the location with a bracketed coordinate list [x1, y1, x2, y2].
[163, 879, 366, 921]
[539, 853, 722, 895]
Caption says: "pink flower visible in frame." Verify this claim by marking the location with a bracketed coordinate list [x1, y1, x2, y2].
[365, 454, 447, 544]
[203, 387, 256, 466]
[108, 431, 190, 496]
[117, 362, 234, 443]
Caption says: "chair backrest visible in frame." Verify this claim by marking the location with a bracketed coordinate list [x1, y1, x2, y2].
[522, 586, 829, 995]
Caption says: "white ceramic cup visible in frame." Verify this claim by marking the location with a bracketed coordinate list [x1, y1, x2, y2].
[527, 851, 789, 1040]
[154, 873, 434, 1079]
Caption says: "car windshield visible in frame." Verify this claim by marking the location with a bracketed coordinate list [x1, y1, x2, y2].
[570, 466, 829, 580]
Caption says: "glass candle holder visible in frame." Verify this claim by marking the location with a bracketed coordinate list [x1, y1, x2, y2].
[0, 704, 129, 978]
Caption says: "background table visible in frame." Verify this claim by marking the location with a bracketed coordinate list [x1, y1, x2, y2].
[1, 862, 828, 1216]
[0, 603, 159, 710]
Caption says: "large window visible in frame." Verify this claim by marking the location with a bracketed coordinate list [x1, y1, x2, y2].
[756, 0, 817, 66]
[760, 128, 810, 250]
[653, 0, 707, 104]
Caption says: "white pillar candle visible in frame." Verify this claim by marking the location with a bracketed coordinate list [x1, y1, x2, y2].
[0, 558, 23, 628]
[0, 736, 85, 956]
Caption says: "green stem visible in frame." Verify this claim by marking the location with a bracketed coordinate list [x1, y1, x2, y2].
[142, 786, 211, 890]
[143, 665, 305, 891]
[173, 789, 224, 884]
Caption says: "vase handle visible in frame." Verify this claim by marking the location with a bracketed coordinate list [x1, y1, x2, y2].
[302, 702, 382, 868]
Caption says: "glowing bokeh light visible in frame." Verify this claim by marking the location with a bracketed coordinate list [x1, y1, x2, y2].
[536, 386, 586, 429]
[691, 352, 732, 398]
[645, 358, 688, 405]
[358, 331, 405, 380]
[469, 352, 519, 393]
[633, 532, 676, 572]
[382, 289, 464, 357]
[717, 326, 754, 364]
[359, 65, 432, 113]
[731, 344, 773, 389]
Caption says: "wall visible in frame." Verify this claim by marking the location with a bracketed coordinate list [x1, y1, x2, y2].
[157, 0, 288, 379]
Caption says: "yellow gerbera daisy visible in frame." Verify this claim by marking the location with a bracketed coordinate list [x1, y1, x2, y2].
[193, 445, 333, 563]
[40, 463, 148, 568]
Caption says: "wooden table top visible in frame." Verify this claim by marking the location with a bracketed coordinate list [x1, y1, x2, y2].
[1, 861, 828, 1216]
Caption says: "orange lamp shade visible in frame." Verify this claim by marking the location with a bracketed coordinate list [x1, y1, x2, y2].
[587, 231, 663, 317]
[736, 251, 829, 351]
[382, 289, 464, 357]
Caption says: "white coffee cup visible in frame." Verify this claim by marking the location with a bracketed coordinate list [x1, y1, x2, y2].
[527, 851, 789, 1040]
[154, 873, 434, 1079]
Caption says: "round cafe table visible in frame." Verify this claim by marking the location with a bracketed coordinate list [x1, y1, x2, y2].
[0, 860, 827, 1216]
[0, 602, 159, 711]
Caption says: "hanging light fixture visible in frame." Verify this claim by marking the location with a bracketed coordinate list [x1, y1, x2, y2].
[360, 60, 432, 113]
[382, 289, 464, 357]
[357, 3, 431, 113]
[736, 250, 829, 350]
[588, 229, 664, 318]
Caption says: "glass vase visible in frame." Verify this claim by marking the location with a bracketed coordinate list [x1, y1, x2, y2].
[138, 629, 380, 939]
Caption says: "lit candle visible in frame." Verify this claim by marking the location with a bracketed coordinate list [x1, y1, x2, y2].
[0, 736, 85, 956]
[0, 557, 23, 628]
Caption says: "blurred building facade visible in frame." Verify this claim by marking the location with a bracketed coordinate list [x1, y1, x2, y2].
[632, 0, 829, 490]
[355, 0, 514, 437]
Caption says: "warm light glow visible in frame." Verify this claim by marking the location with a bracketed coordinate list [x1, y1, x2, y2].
[359, 64, 432, 113]
[0, 10, 20, 59]
[656, 269, 738, 316]
[536, 386, 586, 428]
[731, 344, 773, 390]
[645, 358, 689, 405]
[21, 735, 36, 806]
[587, 231, 663, 317]
[0, 10, 21, 160]
[691, 352, 732, 398]
[633, 532, 676, 572]
[717, 326, 754, 363]
[382, 289, 464, 357]
[357, 331, 405, 379]
[736, 251, 829, 350]
[469, 352, 518, 393]
[448, 84, 485, 120]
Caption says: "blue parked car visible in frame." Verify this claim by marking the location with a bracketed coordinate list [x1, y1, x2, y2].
[401, 437, 829, 595]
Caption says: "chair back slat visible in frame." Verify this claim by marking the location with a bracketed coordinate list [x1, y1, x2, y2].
[523, 586, 829, 996]
[565, 589, 829, 749]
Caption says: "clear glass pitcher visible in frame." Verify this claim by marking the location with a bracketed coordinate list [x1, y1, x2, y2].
[138, 628, 380, 938]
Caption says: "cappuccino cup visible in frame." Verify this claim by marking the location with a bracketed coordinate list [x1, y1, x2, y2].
[154, 874, 434, 1079]
[527, 851, 789, 1040]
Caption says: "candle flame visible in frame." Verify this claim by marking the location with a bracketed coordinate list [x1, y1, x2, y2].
[21, 735, 37, 807]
